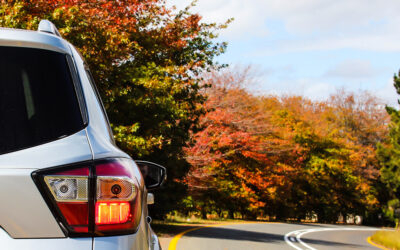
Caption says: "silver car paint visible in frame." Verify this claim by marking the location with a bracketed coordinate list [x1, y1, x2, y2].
[0, 131, 93, 239]
[0, 28, 70, 54]
[93, 208, 150, 250]
[0, 227, 92, 250]
[0, 168, 65, 238]
[68, 45, 131, 161]
[68, 38, 161, 250]
[0, 130, 92, 170]
[0, 26, 160, 249]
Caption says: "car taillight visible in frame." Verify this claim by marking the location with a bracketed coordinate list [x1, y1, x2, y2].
[94, 161, 141, 233]
[32, 158, 142, 237]
[43, 167, 90, 233]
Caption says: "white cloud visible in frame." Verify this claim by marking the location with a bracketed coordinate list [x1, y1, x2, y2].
[169, 0, 400, 52]
[263, 0, 398, 35]
[266, 34, 400, 54]
[168, 0, 400, 103]
[169, 0, 269, 39]
[324, 60, 379, 79]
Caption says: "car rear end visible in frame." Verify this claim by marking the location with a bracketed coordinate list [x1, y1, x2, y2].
[0, 25, 157, 250]
[0, 28, 94, 249]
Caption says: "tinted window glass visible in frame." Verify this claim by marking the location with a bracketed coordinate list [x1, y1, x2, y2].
[0, 46, 84, 155]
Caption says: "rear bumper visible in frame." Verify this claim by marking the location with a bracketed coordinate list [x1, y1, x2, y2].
[0, 227, 92, 250]
[92, 213, 160, 250]
[93, 231, 161, 250]
[0, 204, 160, 250]
[0, 222, 161, 250]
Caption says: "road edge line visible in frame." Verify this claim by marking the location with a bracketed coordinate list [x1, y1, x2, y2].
[167, 226, 204, 250]
[285, 227, 380, 250]
[367, 236, 391, 250]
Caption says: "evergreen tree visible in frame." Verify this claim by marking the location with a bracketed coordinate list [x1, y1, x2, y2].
[377, 72, 400, 227]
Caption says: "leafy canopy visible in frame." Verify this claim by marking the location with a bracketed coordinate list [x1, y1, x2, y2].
[0, 0, 229, 217]
[377, 72, 400, 226]
[185, 68, 388, 221]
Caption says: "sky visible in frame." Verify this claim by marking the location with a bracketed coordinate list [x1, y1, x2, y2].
[170, 0, 400, 106]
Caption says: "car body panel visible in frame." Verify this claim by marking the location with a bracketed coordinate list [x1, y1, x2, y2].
[0, 28, 71, 54]
[0, 168, 65, 238]
[93, 209, 150, 250]
[0, 227, 92, 250]
[93, 197, 161, 250]
[0, 130, 92, 238]
[0, 130, 92, 169]
[69, 46, 131, 160]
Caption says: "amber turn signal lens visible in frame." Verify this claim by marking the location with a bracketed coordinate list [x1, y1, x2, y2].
[95, 202, 130, 224]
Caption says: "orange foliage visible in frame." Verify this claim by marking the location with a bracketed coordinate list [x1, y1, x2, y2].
[184, 67, 389, 220]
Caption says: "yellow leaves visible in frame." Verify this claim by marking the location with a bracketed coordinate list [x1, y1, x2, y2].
[112, 123, 166, 157]
[185, 67, 389, 218]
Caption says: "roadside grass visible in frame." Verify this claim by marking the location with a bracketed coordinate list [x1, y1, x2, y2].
[370, 230, 400, 250]
[164, 214, 253, 224]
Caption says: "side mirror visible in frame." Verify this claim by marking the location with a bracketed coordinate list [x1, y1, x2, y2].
[135, 160, 167, 190]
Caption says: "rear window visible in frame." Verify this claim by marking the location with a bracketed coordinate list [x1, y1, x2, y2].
[0, 46, 84, 155]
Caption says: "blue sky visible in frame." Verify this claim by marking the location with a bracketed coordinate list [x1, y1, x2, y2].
[171, 0, 400, 106]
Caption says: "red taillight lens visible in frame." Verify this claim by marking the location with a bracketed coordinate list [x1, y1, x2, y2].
[32, 159, 142, 237]
[43, 167, 89, 233]
[58, 203, 89, 232]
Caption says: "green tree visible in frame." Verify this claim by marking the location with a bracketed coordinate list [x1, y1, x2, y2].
[377, 72, 400, 227]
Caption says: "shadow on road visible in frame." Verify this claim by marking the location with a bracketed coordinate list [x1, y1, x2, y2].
[186, 227, 282, 243]
[301, 237, 363, 248]
[151, 223, 200, 237]
[153, 222, 369, 249]
[287, 223, 328, 228]
[185, 226, 364, 248]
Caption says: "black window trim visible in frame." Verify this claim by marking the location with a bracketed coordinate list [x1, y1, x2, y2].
[66, 55, 89, 126]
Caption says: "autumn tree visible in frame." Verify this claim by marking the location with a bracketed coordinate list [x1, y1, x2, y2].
[185, 67, 388, 222]
[184, 67, 273, 219]
[0, 0, 229, 217]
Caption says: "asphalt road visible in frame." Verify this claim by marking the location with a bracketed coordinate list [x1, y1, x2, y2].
[167, 223, 381, 250]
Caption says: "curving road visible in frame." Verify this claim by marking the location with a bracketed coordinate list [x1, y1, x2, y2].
[166, 223, 383, 250]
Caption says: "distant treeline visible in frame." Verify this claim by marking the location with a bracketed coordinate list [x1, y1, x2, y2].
[182, 67, 396, 225]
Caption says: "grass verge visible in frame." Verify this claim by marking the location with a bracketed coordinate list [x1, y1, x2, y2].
[370, 230, 400, 250]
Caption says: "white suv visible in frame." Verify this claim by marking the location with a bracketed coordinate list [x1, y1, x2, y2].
[0, 20, 164, 250]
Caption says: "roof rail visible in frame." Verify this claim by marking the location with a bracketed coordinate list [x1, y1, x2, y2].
[38, 20, 61, 37]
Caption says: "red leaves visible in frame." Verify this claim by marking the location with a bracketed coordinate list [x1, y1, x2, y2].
[184, 68, 389, 218]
